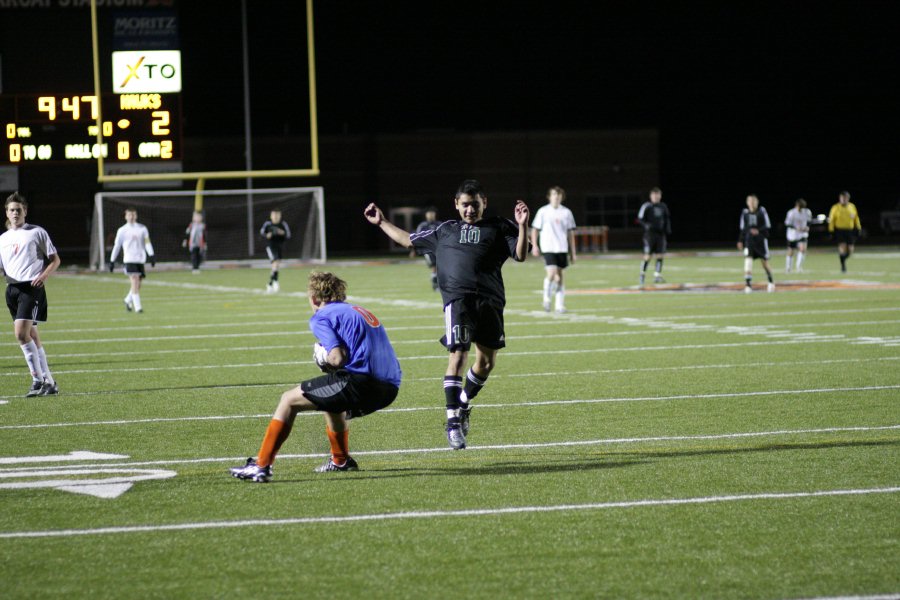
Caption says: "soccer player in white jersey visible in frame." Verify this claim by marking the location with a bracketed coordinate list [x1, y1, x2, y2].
[0, 192, 60, 397]
[109, 208, 155, 313]
[530, 186, 576, 312]
[784, 198, 812, 273]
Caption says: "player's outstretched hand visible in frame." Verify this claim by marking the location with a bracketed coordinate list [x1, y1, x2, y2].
[364, 203, 384, 225]
[514, 200, 530, 225]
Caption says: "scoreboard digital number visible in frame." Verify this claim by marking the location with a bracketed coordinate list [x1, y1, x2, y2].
[1, 93, 182, 165]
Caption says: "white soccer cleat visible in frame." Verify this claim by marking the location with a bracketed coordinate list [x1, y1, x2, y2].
[744, 285, 753, 294]
[265, 283, 275, 294]
[767, 283, 776, 293]
[271, 281, 280, 292]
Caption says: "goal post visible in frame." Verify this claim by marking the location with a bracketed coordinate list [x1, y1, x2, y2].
[90, 187, 326, 270]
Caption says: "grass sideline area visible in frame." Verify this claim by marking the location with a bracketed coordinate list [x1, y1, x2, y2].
[1, 247, 898, 599]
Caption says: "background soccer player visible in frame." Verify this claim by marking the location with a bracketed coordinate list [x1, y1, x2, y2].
[259, 209, 291, 293]
[530, 186, 576, 312]
[413, 207, 441, 290]
[183, 210, 207, 273]
[109, 207, 155, 313]
[231, 271, 402, 482]
[1, 192, 60, 397]
[737, 194, 775, 293]
[636, 187, 672, 286]
[827, 191, 862, 273]
[784, 198, 812, 273]
[365, 180, 529, 450]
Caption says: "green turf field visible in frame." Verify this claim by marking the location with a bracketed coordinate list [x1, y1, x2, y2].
[1, 248, 898, 599]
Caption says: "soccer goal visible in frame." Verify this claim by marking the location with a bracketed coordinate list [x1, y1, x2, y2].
[90, 187, 326, 269]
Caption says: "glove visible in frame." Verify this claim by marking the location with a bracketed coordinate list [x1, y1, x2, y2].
[313, 342, 333, 373]
[108, 261, 115, 273]
[149, 255, 156, 267]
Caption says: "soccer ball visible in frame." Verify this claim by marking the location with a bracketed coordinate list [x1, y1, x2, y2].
[313, 342, 330, 371]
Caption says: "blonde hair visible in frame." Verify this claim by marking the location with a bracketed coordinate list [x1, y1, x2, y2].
[308, 271, 347, 303]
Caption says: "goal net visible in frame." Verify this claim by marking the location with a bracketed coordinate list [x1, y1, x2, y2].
[90, 187, 325, 269]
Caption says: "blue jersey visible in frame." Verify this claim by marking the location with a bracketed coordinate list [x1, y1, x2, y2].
[309, 301, 402, 388]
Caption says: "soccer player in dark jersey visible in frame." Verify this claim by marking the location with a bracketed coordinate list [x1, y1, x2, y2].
[413, 207, 441, 290]
[365, 179, 530, 450]
[230, 271, 402, 482]
[636, 187, 671, 286]
[737, 194, 775, 293]
[259, 209, 291, 293]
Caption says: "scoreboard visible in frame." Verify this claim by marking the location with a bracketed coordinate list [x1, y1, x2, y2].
[1, 93, 182, 165]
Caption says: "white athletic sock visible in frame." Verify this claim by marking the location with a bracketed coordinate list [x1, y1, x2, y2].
[542, 277, 551, 302]
[132, 294, 142, 312]
[125, 292, 133, 304]
[37, 346, 54, 385]
[20, 341, 44, 381]
[555, 286, 565, 310]
[796, 252, 805, 269]
[785, 255, 792, 271]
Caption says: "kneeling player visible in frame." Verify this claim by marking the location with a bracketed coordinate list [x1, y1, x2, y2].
[230, 271, 402, 482]
[737, 194, 775, 293]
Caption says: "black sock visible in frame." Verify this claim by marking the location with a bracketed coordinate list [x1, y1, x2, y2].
[655, 259, 663, 273]
[765, 269, 773, 283]
[745, 276, 752, 286]
[640, 260, 649, 273]
[444, 376, 462, 423]
[461, 369, 487, 406]
[270, 270, 279, 284]
[840, 254, 848, 268]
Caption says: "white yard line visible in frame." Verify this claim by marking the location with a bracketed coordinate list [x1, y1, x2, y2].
[1, 387, 897, 429]
[1, 486, 897, 540]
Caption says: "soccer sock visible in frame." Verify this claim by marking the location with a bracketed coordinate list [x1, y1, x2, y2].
[125, 292, 132, 304]
[270, 270, 279, 283]
[840, 253, 848, 270]
[655, 259, 663, 275]
[785, 254, 792, 271]
[764, 267, 773, 283]
[326, 427, 350, 465]
[20, 341, 44, 382]
[555, 285, 565, 310]
[796, 251, 805, 269]
[37, 346, 54, 385]
[461, 369, 487, 407]
[745, 275, 752, 287]
[444, 376, 462, 423]
[640, 260, 649, 273]
[132, 294, 142, 312]
[256, 418, 291, 467]
[542, 277, 551, 302]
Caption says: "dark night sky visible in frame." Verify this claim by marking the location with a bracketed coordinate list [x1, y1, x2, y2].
[1, 0, 898, 219]
[175, 0, 900, 213]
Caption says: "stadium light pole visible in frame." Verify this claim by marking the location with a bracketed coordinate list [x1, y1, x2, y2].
[241, 0, 255, 257]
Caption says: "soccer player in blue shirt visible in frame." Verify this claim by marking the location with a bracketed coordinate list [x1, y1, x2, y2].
[365, 179, 530, 450]
[230, 271, 402, 482]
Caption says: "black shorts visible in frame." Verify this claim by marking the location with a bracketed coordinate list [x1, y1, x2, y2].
[301, 370, 398, 418]
[834, 229, 858, 246]
[743, 238, 770, 260]
[266, 245, 284, 262]
[643, 231, 667, 255]
[6, 282, 48, 323]
[441, 295, 505, 352]
[124, 263, 146, 278]
[787, 238, 808, 249]
[542, 252, 569, 269]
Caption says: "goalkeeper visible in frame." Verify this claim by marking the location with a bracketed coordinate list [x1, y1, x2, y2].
[230, 271, 402, 482]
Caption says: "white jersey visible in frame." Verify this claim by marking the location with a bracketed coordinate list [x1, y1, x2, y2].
[785, 208, 813, 242]
[110, 222, 155, 264]
[531, 204, 576, 253]
[0, 224, 58, 284]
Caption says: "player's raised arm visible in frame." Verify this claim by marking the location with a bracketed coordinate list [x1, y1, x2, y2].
[364, 202, 412, 248]
[513, 200, 530, 261]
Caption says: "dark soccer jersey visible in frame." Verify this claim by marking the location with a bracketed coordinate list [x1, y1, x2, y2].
[410, 216, 520, 307]
[739, 207, 771, 244]
[259, 221, 291, 247]
[637, 201, 672, 234]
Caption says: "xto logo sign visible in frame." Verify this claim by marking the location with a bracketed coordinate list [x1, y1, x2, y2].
[112, 50, 182, 94]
